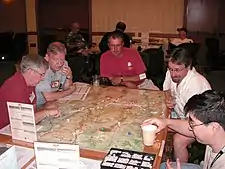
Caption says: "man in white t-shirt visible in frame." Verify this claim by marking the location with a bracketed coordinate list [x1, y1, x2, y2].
[170, 28, 193, 46]
[163, 48, 211, 162]
[143, 90, 225, 169]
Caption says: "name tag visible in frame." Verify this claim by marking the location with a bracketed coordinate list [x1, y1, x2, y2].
[139, 73, 146, 80]
[29, 92, 35, 103]
[51, 80, 60, 88]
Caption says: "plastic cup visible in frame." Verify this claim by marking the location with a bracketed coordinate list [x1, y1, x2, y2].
[92, 75, 100, 86]
[141, 124, 157, 146]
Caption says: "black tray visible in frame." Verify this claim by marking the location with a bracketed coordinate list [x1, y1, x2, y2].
[101, 148, 156, 169]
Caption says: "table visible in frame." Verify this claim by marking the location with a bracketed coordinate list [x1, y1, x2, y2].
[0, 86, 168, 169]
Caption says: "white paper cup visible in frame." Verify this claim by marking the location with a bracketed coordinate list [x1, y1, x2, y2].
[141, 124, 157, 146]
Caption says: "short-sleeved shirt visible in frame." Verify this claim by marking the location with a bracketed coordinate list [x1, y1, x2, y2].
[65, 31, 86, 54]
[170, 38, 193, 46]
[35, 67, 67, 107]
[0, 72, 36, 129]
[163, 68, 211, 118]
[203, 146, 225, 169]
[100, 47, 146, 85]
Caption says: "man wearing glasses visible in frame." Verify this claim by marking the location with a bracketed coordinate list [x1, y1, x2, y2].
[36, 42, 76, 108]
[163, 48, 211, 163]
[142, 90, 225, 169]
[100, 31, 158, 90]
[0, 54, 61, 129]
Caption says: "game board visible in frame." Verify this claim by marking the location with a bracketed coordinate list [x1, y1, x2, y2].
[37, 86, 166, 153]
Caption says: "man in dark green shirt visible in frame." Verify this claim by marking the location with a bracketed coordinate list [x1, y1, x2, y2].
[65, 22, 88, 56]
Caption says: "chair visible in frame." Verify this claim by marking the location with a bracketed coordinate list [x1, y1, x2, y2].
[142, 48, 165, 90]
[11, 33, 28, 62]
[205, 38, 219, 69]
[0, 61, 16, 87]
[178, 43, 200, 66]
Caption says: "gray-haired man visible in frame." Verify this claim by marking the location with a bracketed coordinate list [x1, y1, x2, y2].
[0, 54, 61, 129]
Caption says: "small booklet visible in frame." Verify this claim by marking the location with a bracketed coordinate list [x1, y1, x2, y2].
[7, 102, 37, 143]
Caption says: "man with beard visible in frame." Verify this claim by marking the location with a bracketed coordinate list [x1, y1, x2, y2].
[163, 47, 211, 163]
[143, 90, 225, 169]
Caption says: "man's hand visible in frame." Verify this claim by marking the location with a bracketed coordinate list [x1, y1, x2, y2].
[164, 90, 176, 109]
[123, 82, 137, 88]
[61, 65, 72, 79]
[165, 98, 175, 109]
[166, 159, 181, 169]
[142, 118, 167, 133]
[111, 77, 122, 85]
[67, 84, 76, 94]
[81, 50, 89, 56]
[46, 108, 61, 118]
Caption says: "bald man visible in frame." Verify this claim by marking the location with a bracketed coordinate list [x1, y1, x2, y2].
[65, 22, 88, 56]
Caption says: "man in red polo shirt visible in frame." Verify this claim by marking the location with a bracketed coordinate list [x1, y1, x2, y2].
[0, 54, 60, 129]
[100, 31, 158, 90]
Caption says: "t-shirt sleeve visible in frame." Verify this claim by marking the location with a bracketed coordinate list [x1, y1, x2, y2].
[133, 50, 146, 75]
[163, 70, 172, 91]
[184, 77, 211, 103]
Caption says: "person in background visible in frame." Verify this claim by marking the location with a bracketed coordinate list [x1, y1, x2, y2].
[170, 28, 193, 46]
[143, 90, 225, 169]
[0, 54, 61, 129]
[100, 31, 158, 90]
[163, 47, 211, 162]
[99, 21, 132, 54]
[65, 22, 89, 56]
[36, 42, 76, 108]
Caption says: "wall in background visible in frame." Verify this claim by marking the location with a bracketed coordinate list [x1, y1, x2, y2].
[186, 0, 219, 33]
[0, 0, 26, 32]
[37, 0, 89, 30]
[92, 0, 184, 33]
[92, 0, 184, 43]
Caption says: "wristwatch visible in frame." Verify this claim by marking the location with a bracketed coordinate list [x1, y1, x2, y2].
[120, 76, 124, 83]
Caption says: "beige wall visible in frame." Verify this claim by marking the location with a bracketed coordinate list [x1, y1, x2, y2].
[92, 0, 184, 43]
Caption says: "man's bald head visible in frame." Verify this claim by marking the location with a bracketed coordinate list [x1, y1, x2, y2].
[71, 22, 80, 33]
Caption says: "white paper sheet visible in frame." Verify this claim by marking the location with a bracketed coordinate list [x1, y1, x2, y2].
[0, 124, 11, 136]
[0, 124, 44, 137]
[14, 145, 35, 169]
[7, 102, 37, 142]
[34, 142, 80, 169]
[26, 157, 101, 169]
[60, 83, 91, 101]
[0, 145, 19, 169]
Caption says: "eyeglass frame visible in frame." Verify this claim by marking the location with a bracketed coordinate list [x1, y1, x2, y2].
[30, 68, 46, 77]
[167, 66, 186, 73]
[188, 117, 205, 129]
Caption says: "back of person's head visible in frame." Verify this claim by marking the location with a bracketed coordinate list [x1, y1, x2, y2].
[20, 54, 49, 73]
[108, 31, 124, 42]
[169, 47, 193, 69]
[116, 22, 126, 32]
[47, 42, 67, 56]
[184, 90, 225, 131]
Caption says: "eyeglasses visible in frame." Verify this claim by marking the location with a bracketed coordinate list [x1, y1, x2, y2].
[188, 118, 205, 129]
[168, 67, 186, 73]
[31, 69, 45, 77]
